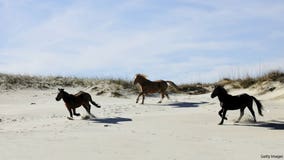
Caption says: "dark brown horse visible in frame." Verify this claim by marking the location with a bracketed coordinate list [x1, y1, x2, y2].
[55, 88, 101, 120]
[134, 74, 180, 104]
[211, 86, 263, 125]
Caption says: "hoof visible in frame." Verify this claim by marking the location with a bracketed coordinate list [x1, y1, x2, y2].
[218, 122, 223, 125]
[67, 117, 73, 120]
[74, 113, 81, 116]
[90, 114, 96, 118]
[224, 117, 228, 120]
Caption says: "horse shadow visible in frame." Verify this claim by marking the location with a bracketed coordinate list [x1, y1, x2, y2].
[167, 101, 209, 108]
[88, 117, 132, 124]
[235, 120, 284, 130]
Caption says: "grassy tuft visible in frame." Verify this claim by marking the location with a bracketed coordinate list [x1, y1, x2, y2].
[239, 77, 257, 88]
[260, 70, 284, 82]
[217, 70, 284, 89]
[178, 83, 211, 95]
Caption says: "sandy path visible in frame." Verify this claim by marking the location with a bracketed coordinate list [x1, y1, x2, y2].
[0, 89, 283, 160]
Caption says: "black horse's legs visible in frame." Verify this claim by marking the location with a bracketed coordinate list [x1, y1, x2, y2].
[67, 107, 73, 119]
[219, 109, 227, 125]
[72, 108, 81, 116]
[218, 109, 222, 118]
[248, 106, 257, 122]
[83, 104, 95, 118]
[235, 108, 245, 123]
[141, 94, 145, 104]
[136, 92, 143, 103]
[218, 108, 228, 120]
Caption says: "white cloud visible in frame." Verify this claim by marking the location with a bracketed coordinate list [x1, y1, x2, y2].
[1, 0, 284, 82]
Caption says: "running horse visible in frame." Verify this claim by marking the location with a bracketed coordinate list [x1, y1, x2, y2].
[134, 74, 180, 104]
[211, 86, 263, 125]
[55, 88, 101, 120]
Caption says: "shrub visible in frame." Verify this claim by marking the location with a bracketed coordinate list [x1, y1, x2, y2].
[261, 70, 284, 82]
[239, 77, 256, 88]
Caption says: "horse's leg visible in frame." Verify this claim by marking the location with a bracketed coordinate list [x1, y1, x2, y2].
[218, 109, 223, 118]
[141, 94, 145, 104]
[83, 104, 96, 118]
[248, 105, 257, 122]
[72, 108, 81, 116]
[219, 109, 227, 125]
[67, 107, 73, 120]
[158, 93, 165, 103]
[136, 92, 143, 103]
[235, 108, 245, 123]
[165, 92, 170, 100]
[218, 108, 228, 120]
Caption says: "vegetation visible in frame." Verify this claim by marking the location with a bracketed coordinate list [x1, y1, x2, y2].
[175, 83, 211, 95]
[0, 70, 283, 95]
[219, 70, 284, 89]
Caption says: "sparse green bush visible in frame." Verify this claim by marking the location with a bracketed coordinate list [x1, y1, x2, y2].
[108, 78, 135, 90]
[260, 70, 284, 82]
[178, 83, 210, 95]
[239, 77, 256, 88]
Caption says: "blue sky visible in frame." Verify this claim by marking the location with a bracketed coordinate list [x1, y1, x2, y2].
[0, 0, 284, 83]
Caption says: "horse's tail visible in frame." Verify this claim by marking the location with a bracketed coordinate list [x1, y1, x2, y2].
[166, 81, 180, 91]
[251, 96, 263, 116]
[90, 97, 101, 108]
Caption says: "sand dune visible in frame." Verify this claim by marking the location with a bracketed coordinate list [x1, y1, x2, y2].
[0, 85, 283, 160]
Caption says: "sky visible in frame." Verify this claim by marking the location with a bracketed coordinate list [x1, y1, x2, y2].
[0, 0, 284, 83]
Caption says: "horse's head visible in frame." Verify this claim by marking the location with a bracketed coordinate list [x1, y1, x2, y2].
[211, 85, 227, 98]
[134, 74, 147, 85]
[56, 88, 65, 101]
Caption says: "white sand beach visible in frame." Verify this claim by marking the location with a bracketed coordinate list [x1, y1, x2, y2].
[0, 86, 283, 160]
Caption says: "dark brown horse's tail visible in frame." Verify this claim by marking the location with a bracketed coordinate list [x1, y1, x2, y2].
[166, 81, 180, 91]
[252, 96, 263, 116]
[90, 98, 101, 108]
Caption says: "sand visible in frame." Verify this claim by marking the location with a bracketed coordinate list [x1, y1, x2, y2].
[0, 87, 283, 160]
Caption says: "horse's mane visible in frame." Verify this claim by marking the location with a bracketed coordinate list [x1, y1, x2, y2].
[216, 85, 228, 95]
[135, 74, 147, 79]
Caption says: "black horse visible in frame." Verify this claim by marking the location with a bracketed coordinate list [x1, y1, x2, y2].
[56, 88, 101, 120]
[211, 86, 263, 125]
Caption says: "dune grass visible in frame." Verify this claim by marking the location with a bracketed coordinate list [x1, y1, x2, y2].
[0, 73, 135, 91]
[0, 70, 283, 94]
[218, 70, 284, 88]
[0, 73, 92, 90]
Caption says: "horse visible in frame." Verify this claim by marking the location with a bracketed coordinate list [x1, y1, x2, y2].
[211, 86, 263, 125]
[134, 74, 180, 104]
[55, 88, 101, 120]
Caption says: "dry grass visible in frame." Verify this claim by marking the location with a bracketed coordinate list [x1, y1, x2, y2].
[177, 83, 211, 95]
[259, 71, 284, 82]
[217, 70, 284, 89]
[0, 73, 136, 92]
[0, 73, 95, 90]
[1, 70, 283, 95]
